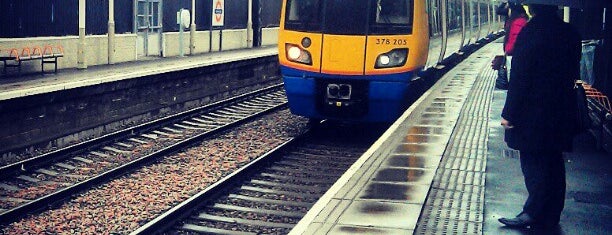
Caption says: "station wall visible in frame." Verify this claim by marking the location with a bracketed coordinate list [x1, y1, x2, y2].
[0, 0, 281, 75]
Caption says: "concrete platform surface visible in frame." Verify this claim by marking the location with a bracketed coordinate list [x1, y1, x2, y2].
[0, 47, 277, 101]
[485, 87, 612, 235]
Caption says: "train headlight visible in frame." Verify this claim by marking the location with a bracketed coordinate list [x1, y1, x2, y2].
[286, 44, 313, 65]
[379, 55, 391, 65]
[375, 48, 408, 69]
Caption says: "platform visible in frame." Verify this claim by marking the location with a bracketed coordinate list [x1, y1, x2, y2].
[0, 47, 277, 101]
[290, 42, 611, 235]
[0, 46, 280, 154]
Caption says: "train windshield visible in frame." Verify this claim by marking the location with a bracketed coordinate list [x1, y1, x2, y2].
[284, 0, 413, 35]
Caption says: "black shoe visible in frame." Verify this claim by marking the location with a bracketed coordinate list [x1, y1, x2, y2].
[498, 212, 536, 228]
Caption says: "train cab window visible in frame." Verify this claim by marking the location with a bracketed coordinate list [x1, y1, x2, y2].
[323, 0, 368, 35]
[285, 0, 322, 31]
[283, 0, 412, 35]
[375, 0, 411, 25]
[369, 0, 413, 35]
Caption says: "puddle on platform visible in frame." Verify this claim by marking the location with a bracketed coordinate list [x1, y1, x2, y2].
[420, 112, 456, 119]
[439, 90, 466, 96]
[338, 201, 420, 230]
[403, 134, 444, 144]
[395, 143, 446, 156]
[433, 97, 463, 103]
[373, 168, 426, 183]
[406, 126, 453, 135]
[360, 183, 415, 200]
[334, 226, 392, 234]
[430, 102, 462, 108]
[358, 200, 396, 213]
[417, 119, 455, 126]
[386, 154, 440, 168]
[424, 107, 453, 113]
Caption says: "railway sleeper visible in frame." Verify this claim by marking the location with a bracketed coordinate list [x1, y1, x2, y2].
[173, 123, 207, 130]
[90, 151, 110, 158]
[72, 156, 93, 164]
[209, 203, 305, 219]
[34, 168, 59, 177]
[243, 101, 273, 108]
[299, 143, 366, 153]
[222, 107, 255, 115]
[191, 117, 225, 125]
[248, 180, 327, 193]
[228, 194, 312, 208]
[235, 103, 265, 112]
[273, 160, 351, 171]
[179, 223, 257, 235]
[216, 109, 249, 118]
[162, 127, 183, 133]
[181, 120, 216, 128]
[294, 146, 364, 156]
[267, 166, 345, 177]
[140, 134, 159, 140]
[101, 147, 130, 155]
[258, 172, 336, 185]
[151, 130, 174, 137]
[239, 185, 320, 200]
[207, 112, 238, 120]
[191, 213, 296, 229]
[284, 152, 357, 161]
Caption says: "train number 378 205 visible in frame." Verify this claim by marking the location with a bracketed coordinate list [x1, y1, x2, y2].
[375, 39, 407, 45]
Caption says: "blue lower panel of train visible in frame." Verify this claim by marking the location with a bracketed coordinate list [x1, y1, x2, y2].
[282, 68, 414, 122]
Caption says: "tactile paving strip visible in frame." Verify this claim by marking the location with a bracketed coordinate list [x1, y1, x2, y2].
[415, 52, 498, 235]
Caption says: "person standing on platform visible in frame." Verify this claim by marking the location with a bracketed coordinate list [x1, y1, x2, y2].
[503, 2, 529, 81]
[499, 3, 581, 229]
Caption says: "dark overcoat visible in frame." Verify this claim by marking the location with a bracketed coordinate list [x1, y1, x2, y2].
[501, 15, 582, 152]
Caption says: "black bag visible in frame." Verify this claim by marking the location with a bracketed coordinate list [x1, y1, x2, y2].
[491, 55, 505, 70]
[575, 82, 591, 134]
[495, 66, 509, 90]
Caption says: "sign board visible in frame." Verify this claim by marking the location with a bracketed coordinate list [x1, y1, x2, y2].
[177, 9, 190, 29]
[212, 0, 224, 27]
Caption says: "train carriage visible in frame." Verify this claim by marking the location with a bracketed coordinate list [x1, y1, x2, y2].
[279, 0, 502, 122]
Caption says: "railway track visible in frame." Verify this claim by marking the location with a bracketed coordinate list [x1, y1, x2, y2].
[133, 123, 386, 234]
[0, 84, 288, 224]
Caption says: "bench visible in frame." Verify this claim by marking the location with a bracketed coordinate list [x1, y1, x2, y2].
[1, 45, 64, 74]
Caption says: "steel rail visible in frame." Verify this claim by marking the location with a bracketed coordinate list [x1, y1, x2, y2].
[0, 84, 287, 225]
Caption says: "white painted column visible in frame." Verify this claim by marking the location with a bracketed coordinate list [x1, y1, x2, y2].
[108, 0, 115, 64]
[564, 6, 570, 23]
[247, 0, 253, 48]
[78, 0, 87, 69]
[190, 0, 197, 54]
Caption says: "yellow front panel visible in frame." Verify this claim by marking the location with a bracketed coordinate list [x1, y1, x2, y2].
[278, 31, 323, 73]
[365, 0, 429, 75]
[321, 35, 366, 75]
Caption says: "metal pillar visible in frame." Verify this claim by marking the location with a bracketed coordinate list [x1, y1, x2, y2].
[179, 9, 185, 57]
[190, 0, 196, 55]
[247, 0, 253, 48]
[78, 0, 87, 69]
[108, 0, 115, 64]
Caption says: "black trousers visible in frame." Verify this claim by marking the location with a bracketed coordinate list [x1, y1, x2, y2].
[519, 150, 566, 224]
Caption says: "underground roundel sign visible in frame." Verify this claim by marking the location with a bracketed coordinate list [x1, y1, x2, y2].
[212, 0, 224, 27]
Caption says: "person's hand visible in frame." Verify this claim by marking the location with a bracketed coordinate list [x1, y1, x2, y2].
[501, 118, 514, 129]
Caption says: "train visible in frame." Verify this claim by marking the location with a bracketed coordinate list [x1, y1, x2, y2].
[279, 0, 503, 122]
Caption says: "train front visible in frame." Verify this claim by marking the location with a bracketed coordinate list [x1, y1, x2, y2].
[279, 0, 429, 122]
